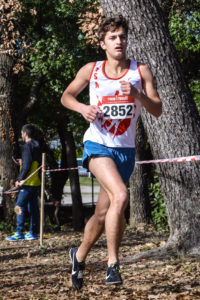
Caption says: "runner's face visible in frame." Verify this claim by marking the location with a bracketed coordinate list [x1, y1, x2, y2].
[100, 27, 127, 60]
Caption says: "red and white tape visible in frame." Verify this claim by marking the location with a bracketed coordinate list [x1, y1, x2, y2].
[2, 155, 199, 195]
[45, 166, 83, 172]
[4, 190, 19, 195]
[135, 155, 200, 165]
[3, 165, 43, 195]
[45, 155, 200, 172]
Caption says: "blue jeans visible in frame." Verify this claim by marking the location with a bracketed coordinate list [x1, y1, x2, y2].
[16, 186, 39, 235]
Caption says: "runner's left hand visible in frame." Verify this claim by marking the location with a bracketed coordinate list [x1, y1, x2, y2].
[120, 81, 139, 98]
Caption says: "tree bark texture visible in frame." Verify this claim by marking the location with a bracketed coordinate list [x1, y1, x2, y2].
[129, 117, 153, 227]
[100, 0, 200, 253]
[0, 54, 18, 220]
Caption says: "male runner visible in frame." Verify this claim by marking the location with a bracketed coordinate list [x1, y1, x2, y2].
[61, 14, 162, 289]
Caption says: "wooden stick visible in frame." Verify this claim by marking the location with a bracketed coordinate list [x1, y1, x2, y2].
[40, 153, 46, 247]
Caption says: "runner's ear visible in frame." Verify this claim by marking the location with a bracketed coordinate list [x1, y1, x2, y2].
[100, 40, 106, 50]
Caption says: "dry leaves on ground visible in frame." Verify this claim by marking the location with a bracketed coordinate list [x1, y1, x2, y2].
[0, 225, 200, 300]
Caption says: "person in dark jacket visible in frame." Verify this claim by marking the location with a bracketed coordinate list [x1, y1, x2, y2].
[6, 124, 41, 241]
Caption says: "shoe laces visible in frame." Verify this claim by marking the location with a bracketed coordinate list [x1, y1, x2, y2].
[110, 263, 121, 273]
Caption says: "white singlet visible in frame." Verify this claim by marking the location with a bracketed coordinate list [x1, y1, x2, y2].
[83, 60, 142, 148]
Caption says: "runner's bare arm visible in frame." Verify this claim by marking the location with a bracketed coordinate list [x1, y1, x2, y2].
[120, 63, 162, 118]
[61, 63, 99, 122]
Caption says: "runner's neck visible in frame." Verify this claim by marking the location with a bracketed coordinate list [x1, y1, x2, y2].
[104, 59, 129, 79]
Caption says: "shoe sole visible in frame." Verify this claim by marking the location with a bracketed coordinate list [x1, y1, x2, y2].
[106, 280, 123, 285]
[6, 238, 24, 242]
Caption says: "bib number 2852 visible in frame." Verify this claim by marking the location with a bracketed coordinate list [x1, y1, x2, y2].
[102, 103, 133, 119]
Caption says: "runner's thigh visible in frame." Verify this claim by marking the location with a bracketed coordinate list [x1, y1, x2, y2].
[89, 157, 127, 201]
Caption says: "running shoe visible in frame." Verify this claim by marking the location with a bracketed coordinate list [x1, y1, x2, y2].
[24, 232, 38, 240]
[69, 247, 85, 290]
[6, 232, 24, 242]
[106, 262, 123, 285]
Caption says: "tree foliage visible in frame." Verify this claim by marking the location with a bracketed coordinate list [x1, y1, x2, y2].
[16, 0, 105, 148]
[169, 0, 200, 111]
[1, 0, 199, 140]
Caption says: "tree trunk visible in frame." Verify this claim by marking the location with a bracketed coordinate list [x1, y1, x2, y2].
[129, 117, 153, 227]
[0, 54, 18, 221]
[63, 129, 84, 231]
[21, 74, 43, 125]
[100, 0, 200, 254]
[49, 121, 70, 204]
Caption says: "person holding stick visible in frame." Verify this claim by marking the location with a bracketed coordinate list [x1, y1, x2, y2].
[61, 14, 162, 289]
[6, 124, 41, 241]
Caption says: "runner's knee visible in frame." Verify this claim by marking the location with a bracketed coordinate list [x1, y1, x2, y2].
[111, 189, 129, 212]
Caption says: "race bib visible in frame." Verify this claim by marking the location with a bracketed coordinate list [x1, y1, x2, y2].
[101, 95, 135, 120]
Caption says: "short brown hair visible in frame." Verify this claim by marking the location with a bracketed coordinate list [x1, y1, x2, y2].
[98, 14, 128, 42]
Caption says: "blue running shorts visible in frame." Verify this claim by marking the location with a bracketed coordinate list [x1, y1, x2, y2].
[82, 141, 136, 183]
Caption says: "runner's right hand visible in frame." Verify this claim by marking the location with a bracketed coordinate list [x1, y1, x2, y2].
[81, 105, 99, 122]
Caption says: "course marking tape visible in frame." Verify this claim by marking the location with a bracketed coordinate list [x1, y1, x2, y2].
[3, 165, 44, 195]
[45, 155, 200, 172]
[2, 155, 199, 195]
[45, 166, 82, 172]
[135, 155, 200, 165]
[3, 190, 19, 195]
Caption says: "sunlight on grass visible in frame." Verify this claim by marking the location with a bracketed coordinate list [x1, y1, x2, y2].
[79, 177, 99, 186]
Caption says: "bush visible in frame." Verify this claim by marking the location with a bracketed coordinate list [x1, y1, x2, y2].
[149, 173, 169, 231]
[0, 220, 16, 233]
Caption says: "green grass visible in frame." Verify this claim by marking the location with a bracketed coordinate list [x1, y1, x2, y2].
[79, 177, 99, 186]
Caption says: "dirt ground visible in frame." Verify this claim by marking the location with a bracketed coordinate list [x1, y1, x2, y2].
[0, 225, 200, 300]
